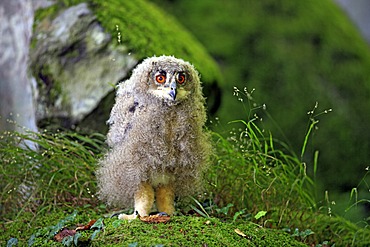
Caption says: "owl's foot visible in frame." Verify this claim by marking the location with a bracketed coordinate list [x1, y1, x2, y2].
[155, 184, 175, 216]
[118, 211, 139, 220]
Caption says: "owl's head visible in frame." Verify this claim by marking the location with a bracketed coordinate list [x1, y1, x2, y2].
[126, 56, 200, 105]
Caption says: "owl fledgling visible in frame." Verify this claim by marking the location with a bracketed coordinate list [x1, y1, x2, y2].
[96, 55, 212, 219]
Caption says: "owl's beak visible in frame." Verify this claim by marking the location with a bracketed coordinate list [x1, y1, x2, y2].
[169, 81, 177, 100]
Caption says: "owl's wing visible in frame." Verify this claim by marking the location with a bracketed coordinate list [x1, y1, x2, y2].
[106, 83, 139, 147]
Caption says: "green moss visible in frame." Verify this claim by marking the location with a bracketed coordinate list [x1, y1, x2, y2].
[95, 0, 222, 83]
[0, 210, 101, 247]
[2, 207, 369, 246]
[1, 210, 307, 247]
[38, 63, 66, 105]
[98, 216, 308, 247]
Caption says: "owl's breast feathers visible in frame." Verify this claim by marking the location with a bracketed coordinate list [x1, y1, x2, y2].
[107, 90, 206, 167]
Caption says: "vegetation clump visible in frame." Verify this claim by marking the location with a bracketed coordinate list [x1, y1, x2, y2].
[1, 103, 369, 246]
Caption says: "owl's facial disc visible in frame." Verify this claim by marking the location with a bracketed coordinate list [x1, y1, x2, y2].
[150, 70, 189, 103]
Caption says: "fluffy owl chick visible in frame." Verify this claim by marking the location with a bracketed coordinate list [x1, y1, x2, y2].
[96, 55, 212, 219]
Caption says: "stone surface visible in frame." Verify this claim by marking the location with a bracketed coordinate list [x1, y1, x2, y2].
[335, 0, 370, 43]
[31, 3, 138, 126]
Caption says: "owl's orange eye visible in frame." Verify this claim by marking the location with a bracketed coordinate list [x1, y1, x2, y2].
[156, 74, 166, 84]
[176, 72, 186, 84]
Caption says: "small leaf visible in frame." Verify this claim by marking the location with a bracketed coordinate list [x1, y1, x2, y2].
[254, 211, 267, 220]
[54, 228, 77, 242]
[64, 210, 78, 222]
[216, 203, 234, 215]
[75, 219, 97, 231]
[112, 219, 122, 228]
[73, 232, 82, 246]
[300, 229, 314, 238]
[234, 228, 247, 237]
[233, 209, 245, 222]
[91, 218, 104, 230]
[28, 234, 36, 247]
[90, 229, 101, 241]
[7, 238, 18, 247]
[51, 210, 78, 237]
[291, 228, 300, 237]
[62, 235, 73, 247]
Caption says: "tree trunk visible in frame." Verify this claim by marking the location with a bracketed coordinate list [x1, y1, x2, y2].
[0, 0, 37, 150]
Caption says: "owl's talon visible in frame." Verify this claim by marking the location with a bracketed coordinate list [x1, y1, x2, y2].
[118, 211, 138, 220]
[157, 212, 169, 216]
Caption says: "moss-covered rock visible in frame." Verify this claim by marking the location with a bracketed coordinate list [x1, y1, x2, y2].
[87, 0, 223, 115]
[31, 0, 222, 131]
[32, 2, 138, 128]
[88, 0, 221, 84]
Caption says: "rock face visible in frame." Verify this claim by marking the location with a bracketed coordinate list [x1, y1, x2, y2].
[335, 0, 370, 43]
[31, 3, 137, 127]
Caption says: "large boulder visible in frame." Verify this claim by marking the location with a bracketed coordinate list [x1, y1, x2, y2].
[31, 3, 137, 128]
[31, 0, 222, 131]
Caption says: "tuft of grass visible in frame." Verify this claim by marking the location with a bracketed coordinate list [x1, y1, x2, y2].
[206, 122, 316, 227]
[205, 87, 316, 228]
[199, 87, 370, 245]
[0, 130, 106, 220]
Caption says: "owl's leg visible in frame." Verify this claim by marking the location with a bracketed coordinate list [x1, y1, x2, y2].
[155, 183, 175, 216]
[118, 182, 154, 220]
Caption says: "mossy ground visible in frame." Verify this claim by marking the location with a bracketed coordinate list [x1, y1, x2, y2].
[2, 209, 308, 247]
[1, 126, 370, 246]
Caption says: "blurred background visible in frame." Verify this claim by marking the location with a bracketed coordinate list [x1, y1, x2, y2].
[148, 0, 370, 222]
